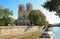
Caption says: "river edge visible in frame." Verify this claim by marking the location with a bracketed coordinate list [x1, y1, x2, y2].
[37, 27, 55, 39]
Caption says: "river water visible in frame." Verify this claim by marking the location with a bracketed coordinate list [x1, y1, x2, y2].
[52, 27, 60, 39]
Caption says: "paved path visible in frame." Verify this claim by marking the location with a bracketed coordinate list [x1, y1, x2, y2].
[0, 26, 44, 39]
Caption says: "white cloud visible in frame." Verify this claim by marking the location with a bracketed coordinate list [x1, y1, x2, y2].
[46, 14, 60, 24]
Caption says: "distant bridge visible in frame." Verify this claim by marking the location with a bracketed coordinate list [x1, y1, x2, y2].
[49, 24, 60, 27]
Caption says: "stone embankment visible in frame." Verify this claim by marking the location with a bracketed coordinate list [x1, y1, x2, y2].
[0, 26, 43, 39]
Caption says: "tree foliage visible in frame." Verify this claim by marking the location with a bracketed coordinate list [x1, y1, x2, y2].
[0, 6, 14, 26]
[28, 10, 49, 26]
[42, 0, 60, 17]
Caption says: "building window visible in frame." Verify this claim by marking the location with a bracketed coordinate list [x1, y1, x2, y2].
[19, 7, 22, 11]
[27, 5, 30, 10]
[23, 21, 25, 25]
[23, 15, 26, 19]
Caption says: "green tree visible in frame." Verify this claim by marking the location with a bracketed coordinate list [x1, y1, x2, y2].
[0, 6, 14, 26]
[42, 0, 60, 17]
[28, 10, 48, 26]
[0, 7, 4, 19]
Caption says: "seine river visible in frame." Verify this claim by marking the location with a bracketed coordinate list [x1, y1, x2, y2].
[52, 27, 60, 39]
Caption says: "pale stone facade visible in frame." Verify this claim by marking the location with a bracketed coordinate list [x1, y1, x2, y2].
[16, 3, 32, 25]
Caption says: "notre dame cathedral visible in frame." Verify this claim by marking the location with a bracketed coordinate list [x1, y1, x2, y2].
[15, 3, 32, 26]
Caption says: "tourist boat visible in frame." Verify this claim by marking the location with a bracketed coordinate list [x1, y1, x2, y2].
[38, 31, 55, 39]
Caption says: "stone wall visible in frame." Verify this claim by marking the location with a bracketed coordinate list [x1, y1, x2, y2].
[0, 26, 40, 37]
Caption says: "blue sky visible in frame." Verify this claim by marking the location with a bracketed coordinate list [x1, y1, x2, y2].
[0, 0, 60, 24]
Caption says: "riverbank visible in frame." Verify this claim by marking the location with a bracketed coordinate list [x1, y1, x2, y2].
[18, 29, 45, 39]
[0, 26, 45, 39]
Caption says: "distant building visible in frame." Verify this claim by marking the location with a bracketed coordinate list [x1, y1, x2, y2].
[15, 3, 32, 26]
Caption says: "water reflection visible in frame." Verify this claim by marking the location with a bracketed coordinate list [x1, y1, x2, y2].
[52, 27, 60, 39]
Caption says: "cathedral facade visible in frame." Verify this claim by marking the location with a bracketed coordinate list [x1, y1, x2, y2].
[16, 3, 32, 25]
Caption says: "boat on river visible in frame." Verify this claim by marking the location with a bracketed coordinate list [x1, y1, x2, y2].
[38, 31, 55, 39]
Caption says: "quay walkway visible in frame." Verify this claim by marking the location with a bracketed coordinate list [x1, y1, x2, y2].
[0, 26, 44, 39]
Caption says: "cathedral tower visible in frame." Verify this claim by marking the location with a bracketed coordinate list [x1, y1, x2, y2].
[26, 3, 32, 12]
[18, 4, 25, 20]
[17, 3, 32, 25]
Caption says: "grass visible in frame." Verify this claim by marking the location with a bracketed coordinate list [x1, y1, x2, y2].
[18, 29, 44, 39]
